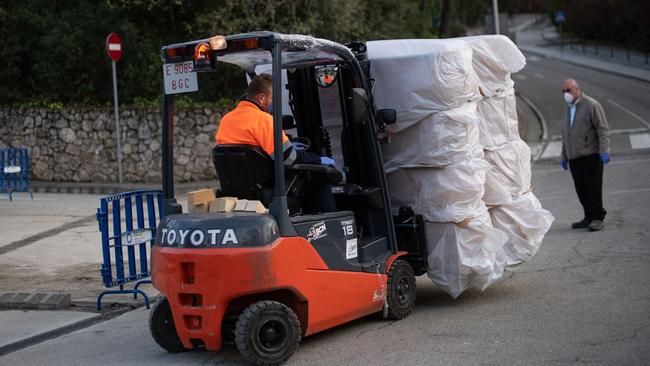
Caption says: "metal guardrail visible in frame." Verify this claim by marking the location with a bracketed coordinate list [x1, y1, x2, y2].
[96, 189, 163, 310]
[0, 147, 34, 201]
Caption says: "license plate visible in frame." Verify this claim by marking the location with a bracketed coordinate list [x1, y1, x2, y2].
[163, 61, 198, 95]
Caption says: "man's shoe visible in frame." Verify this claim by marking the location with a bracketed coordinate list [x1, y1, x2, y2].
[571, 219, 591, 229]
[588, 220, 604, 231]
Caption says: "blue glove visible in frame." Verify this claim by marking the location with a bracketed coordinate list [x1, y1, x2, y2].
[320, 156, 336, 167]
[292, 141, 308, 151]
[561, 159, 568, 170]
[599, 152, 610, 165]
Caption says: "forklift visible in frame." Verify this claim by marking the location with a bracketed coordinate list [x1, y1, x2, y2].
[150, 32, 429, 365]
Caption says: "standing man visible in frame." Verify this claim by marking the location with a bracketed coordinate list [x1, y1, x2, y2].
[560, 79, 610, 231]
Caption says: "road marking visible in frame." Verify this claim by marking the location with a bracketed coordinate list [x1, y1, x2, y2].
[606, 98, 650, 130]
[533, 73, 545, 79]
[611, 128, 649, 135]
[541, 141, 562, 158]
[629, 133, 650, 149]
[548, 128, 646, 141]
[537, 187, 650, 201]
[527, 55, 541, 62]
[0, 215, 96, 255]
[513, 74, 528, 80]
[538, 130, 650, 158]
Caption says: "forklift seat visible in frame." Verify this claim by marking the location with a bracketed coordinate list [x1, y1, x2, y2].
[212, 144, 274, 203]
[213, 144, 343, 213]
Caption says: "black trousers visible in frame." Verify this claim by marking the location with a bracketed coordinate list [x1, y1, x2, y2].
[569, 153, 606, 221]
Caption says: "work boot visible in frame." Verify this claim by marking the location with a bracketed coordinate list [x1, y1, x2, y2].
[588, 220, 604, 231]
[571, 219, 591, 229]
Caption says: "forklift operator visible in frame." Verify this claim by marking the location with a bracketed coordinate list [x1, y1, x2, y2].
[215, 73, 337, 212]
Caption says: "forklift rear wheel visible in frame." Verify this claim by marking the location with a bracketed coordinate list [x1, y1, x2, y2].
[385, 259, 416, 320]
[149, 297, 187, 353]
[235, 300, 301, 366]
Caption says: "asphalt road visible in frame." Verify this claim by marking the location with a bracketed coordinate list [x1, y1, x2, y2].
[2, 46, 650, 366]
[2, 151, 649, 365]
[514, 52, 650, 156]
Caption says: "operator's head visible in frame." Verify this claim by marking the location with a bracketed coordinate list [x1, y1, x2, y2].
[247, 73, 273, 112]
[562, 78, 582, 104]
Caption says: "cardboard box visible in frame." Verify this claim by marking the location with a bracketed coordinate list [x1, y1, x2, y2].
[234, 199, 249, 211]
[232, 199, 267, 213]
[209, 197, 237, 213]
[245, 200, 267, 214]
[187, 188, 215, 213]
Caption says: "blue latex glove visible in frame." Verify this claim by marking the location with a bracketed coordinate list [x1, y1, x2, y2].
[292, 141, 308, 151]
[320, 156, 336, 167]
[599, 152, 610, 165]
[561, 159, 568, 170]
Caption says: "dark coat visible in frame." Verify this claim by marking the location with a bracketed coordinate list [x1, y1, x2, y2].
[561, 93, 610, 161]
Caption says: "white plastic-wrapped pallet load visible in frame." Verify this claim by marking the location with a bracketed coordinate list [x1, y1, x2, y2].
[460, 35, 526, 97]
[387, 158, 489, 223]
[483, 138, 532, 206]
[424, 212, 508, 298]
[367, 39, 481, 130]
[369, 36, 551, 298]
[382, 102, 483, 172]
[490, 192, 555, 267]
[477, 88, 521, 148]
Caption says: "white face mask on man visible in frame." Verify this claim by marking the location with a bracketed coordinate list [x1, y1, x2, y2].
[564, 92, 574, 104]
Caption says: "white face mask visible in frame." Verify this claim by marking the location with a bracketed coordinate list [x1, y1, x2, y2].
[564, 92, 574, 104]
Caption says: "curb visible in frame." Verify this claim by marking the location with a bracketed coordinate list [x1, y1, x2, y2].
[28, 180, 216, 196]
[516, 92, 548, 162]
[0, 292, 71, 310]
[519, 46, 650, 84]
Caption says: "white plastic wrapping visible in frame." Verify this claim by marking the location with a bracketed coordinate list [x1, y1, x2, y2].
[387, 158, 489, 223]
[459, 35, 526, 97]
[367, 39, 481, 129]
[483, 139, 532, 206]
[382, 102, 483, 172]
[477, 88, 521, 149]
[490, 192, 555, 267]
[424, 212, 508, 298]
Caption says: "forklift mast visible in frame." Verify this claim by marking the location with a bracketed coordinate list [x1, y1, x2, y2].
[159, 32, 398, 251]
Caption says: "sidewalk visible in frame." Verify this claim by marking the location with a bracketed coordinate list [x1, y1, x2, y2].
[515, 18, 650, 83]
[0, 192, 171, 355]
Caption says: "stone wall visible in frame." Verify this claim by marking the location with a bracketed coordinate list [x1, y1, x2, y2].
[0, 107, 226, 183]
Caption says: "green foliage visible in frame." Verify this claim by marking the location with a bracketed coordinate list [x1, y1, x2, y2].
[0, 0, 519, 108]
[547, 0, 650, 51]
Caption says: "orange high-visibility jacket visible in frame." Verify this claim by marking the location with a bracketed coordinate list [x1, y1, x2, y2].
[215, 100, 296, 165]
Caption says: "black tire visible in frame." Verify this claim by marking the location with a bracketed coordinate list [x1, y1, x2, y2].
[235, 300, 301, 366]
[385, 259, 416, 320]
[149, 297, 187, 353]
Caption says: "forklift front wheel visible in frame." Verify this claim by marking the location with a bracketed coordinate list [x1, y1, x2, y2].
[385, 259, 416, 320]
[235, 300, 301, 366]
[149, 297, 187, 353]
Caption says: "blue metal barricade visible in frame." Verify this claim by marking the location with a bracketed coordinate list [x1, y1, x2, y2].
[0, 147, 34, 201]
[96, 189, 163, 310]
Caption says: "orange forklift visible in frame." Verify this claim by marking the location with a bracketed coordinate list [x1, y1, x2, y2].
[150, 32, 429, 365]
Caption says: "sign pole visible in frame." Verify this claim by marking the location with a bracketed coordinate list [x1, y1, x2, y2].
[492, 0, 500, 35]
[111, 60, 123, 183]
[106, 32, 124, 184]
[560, 23, 564, 54]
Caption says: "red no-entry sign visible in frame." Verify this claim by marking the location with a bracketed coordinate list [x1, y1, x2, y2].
[106, 33, 122, 61]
